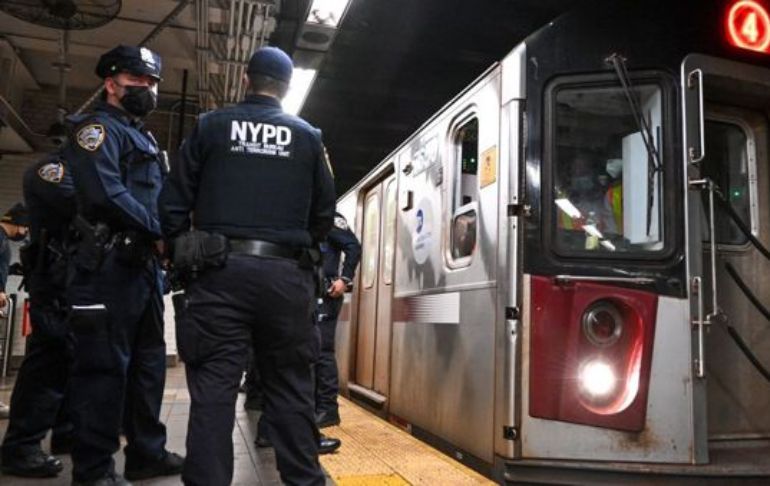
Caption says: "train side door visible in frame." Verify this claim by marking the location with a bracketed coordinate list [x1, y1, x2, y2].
[684, 55, 770, 455]
[352, 173, 397, 402]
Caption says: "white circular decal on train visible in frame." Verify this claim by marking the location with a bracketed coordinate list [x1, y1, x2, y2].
[412, 199, 433, 265]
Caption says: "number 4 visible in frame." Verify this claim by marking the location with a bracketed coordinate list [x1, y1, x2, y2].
[742, 11, 760, 43]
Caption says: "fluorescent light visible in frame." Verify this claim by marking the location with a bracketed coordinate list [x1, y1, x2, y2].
[283, 68, 317, 116]
[600, 240, 617, 251]
[306, 0, 351, 27]
[582, 224, 603, 239]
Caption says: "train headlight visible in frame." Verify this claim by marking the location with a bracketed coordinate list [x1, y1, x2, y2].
[582, 301, 623, 347]
[579, 360, 616, 398]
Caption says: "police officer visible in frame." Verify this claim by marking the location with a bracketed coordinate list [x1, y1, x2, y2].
[159, 46, 335, 486]
[0, 203, 29, 420]
[62, 45, 183, 486]
[315, 213, 360, 428]
[1, 155, 75, 478]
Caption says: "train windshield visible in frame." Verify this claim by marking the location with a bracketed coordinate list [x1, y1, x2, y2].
[552, 83, 664, 254]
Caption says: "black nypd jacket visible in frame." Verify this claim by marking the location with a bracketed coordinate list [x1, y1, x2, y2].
[159, 95, 336, 248]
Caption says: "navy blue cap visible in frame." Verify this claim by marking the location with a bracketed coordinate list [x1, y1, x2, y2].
[96, 45, 162, 80]
[247, 47, 293, 83]
[2, 203, 28, 226]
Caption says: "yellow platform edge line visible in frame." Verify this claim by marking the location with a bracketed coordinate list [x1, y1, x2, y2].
[335, 473, 411, 486]
[320, 397, 494, 485]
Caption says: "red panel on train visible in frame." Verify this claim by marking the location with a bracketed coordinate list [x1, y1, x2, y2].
[529, 276, 658, 432]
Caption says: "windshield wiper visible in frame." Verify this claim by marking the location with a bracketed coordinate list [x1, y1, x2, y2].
[605, 53, 662, 236]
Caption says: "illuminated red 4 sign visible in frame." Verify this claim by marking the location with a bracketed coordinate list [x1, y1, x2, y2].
[727, 0, 770, 52]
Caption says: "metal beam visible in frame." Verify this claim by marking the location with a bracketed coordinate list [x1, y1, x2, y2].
[75, 0, 196, 115]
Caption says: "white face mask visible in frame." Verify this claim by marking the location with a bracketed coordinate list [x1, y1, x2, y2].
[606, 158, 623, 179]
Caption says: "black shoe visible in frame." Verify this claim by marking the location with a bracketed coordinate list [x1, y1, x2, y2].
[51, 433, 74, 455]
[315, 409, 341, 428]
[124, 451, 184, 481]
[318, 434, 341, 455]
[1, 449, 63, 478]
[71, 472, 131, 486]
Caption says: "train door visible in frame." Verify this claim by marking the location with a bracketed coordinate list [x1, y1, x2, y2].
[351, 172, 397, 403]
[684, 55, 770, 458]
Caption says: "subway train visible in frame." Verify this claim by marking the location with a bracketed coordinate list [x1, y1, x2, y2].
[332, 0, 770, 483]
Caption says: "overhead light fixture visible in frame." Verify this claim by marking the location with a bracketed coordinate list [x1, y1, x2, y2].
[283, 68, 318, 116]
[306, 0, 351, 28]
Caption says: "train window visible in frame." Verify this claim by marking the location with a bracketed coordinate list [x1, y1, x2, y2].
[701, 120, 754, 246]
[362, 192, 381, 289]
[455, 117, 479, 208]
[449, 116, 479, 263]
[382, 179, 397, 284]
[551, 83, 664, 254]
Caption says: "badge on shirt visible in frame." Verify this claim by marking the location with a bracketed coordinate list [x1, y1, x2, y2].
[38, 162, 65, 184]
[334, 215, 348, 231]
[77, 124, 106, 151]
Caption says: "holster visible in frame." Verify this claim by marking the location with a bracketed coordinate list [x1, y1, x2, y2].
[72, 216, 111, 272]
[171, 231, 228, 283]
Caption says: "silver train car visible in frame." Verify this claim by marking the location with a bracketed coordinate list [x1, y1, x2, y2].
[333, 0, 770, 482]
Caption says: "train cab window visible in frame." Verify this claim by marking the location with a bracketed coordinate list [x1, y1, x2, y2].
[362, 192, 381, 289]
[551, 83, 664, 255]
[701, 120, 754, 246]
[450, 117, 479, 261]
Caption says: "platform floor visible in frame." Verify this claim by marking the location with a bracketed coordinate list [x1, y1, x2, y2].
[0, 365, 492, 485]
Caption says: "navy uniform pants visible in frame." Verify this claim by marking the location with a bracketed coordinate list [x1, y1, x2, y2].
[1, 306, 72, 458]
[315, 295, 343, 415]
[177, 255, 324, 486]
[67, 252, 168, 481]
[2, 257, 73, 459]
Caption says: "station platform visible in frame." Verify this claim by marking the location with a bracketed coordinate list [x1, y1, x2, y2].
[0, 365, 492, 485]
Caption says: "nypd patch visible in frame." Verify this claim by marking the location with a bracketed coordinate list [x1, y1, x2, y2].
[77, 124, 106, 152]
[38, 162, 65, 184]
[334, 215, 349, 231]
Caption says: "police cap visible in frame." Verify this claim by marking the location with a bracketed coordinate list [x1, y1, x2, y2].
[2, 203, 29, 227]
[247, 47, 293, 83]
[96, 45, 162, 80]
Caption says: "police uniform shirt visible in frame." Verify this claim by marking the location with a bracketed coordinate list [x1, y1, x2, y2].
[64, 102, 164, 237]
[23, 155, 76, 243]
[322, 214, 361, 281]
[159, 94, 335, 248]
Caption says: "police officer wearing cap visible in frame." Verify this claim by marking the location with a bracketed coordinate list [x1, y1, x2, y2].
[315, 212, 360, 428]
[1, 156, 75, 479]
[62, 45, 183, 486]
[159, 46, 335, 486]
[0, 203, 29, 420]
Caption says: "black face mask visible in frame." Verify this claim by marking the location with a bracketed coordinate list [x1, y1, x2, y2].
[117, 84, 157, 118]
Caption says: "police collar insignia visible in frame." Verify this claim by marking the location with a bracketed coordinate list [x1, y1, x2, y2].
[334, 216, 348, 230]
[38, 162, 65, 183]
[140, 47, 156, 68]
[77, 124, 106, 151]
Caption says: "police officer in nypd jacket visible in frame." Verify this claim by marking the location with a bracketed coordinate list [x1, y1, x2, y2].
[62, 45, 183, 486]
[159, 46, 335, 486]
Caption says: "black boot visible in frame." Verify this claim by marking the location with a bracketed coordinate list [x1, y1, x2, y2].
[124, 450, 184, 481]
[318, 434, 341, 454]
[1, 449, 63, 478]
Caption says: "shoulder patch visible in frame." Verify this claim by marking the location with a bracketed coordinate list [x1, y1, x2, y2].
[76, 124, 106, 151]
[334, 215, 349, 231]
[37, 162, 65, 183]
